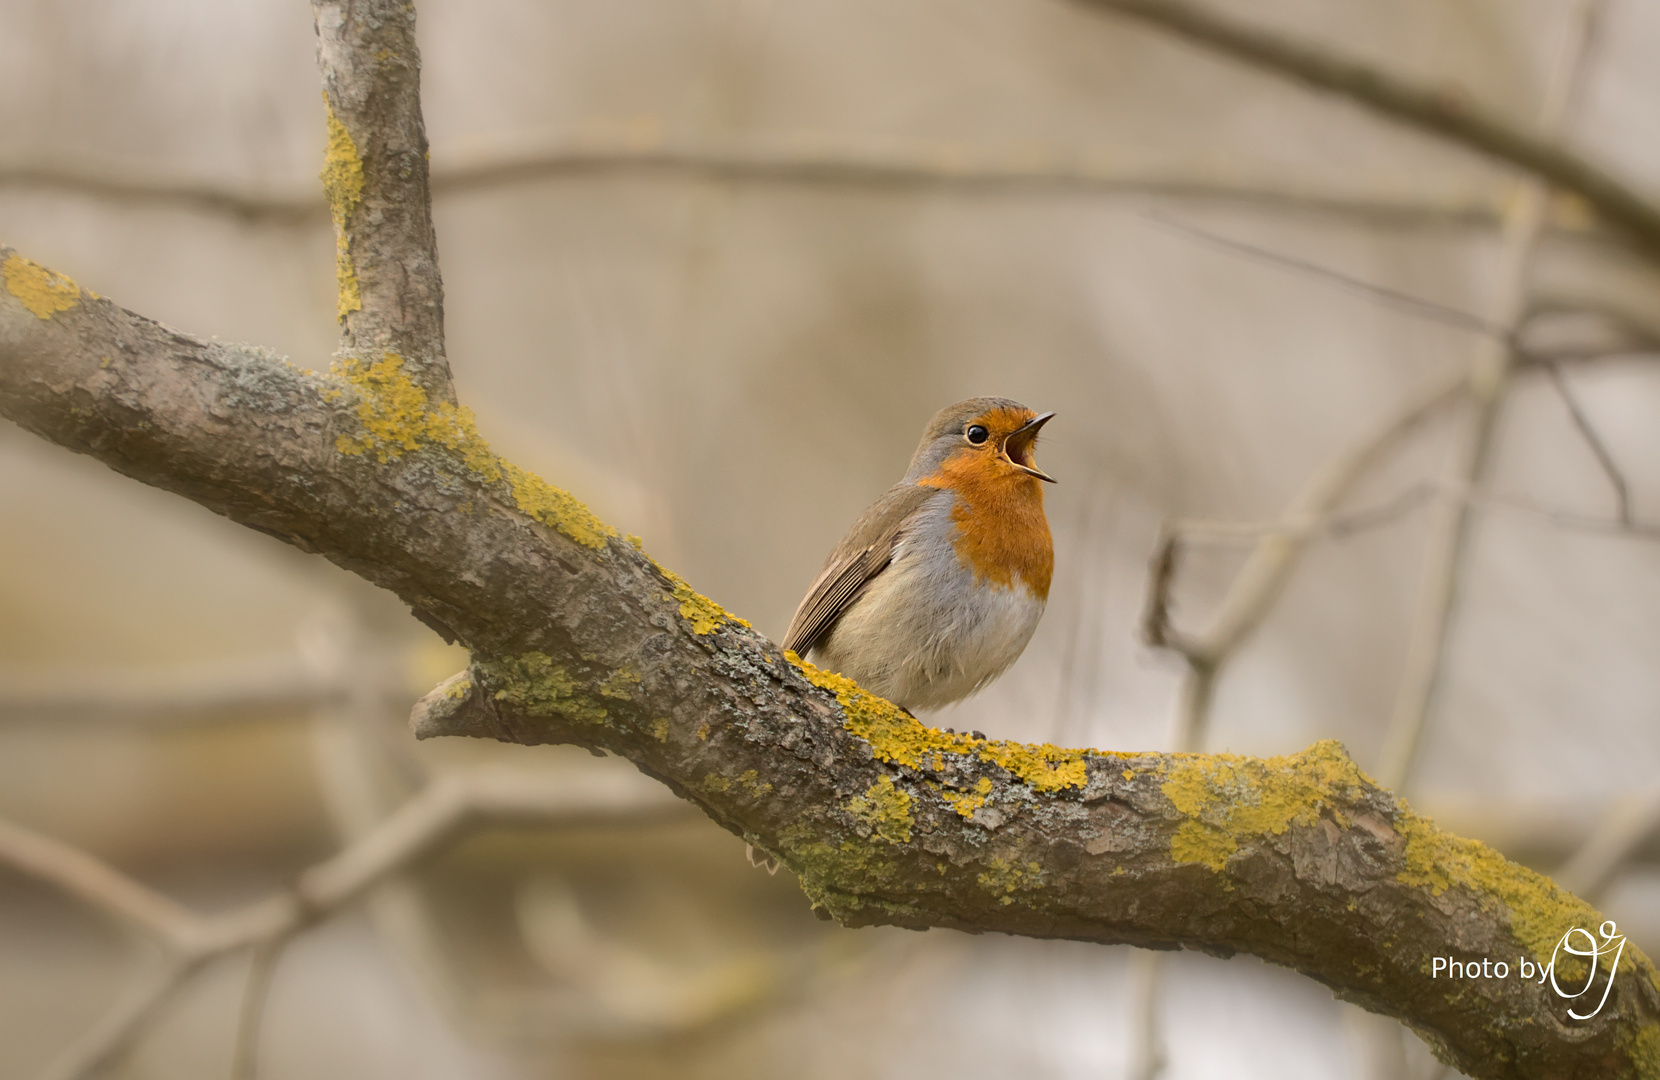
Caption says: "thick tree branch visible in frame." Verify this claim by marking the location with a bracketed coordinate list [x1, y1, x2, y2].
[312, 0, 450, 398]
[1073, 0, 1660, 258]
[1, 256, 1656, 1078]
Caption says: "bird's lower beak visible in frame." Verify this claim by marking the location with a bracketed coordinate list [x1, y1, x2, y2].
[1002, 411, 1056, 483]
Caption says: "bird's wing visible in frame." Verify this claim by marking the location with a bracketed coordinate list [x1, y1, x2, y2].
[782, 482, 937, 658]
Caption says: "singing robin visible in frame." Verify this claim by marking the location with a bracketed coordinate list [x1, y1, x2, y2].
[784, 397, 1055, 713]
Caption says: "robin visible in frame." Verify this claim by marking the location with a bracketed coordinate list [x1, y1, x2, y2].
[784, 397, 1055, 713]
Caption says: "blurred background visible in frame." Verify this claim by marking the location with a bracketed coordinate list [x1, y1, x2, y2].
[3, 0, 1660, 1076]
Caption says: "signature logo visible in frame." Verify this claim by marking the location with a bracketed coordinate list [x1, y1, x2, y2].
[1545, 921, 1627, 1021]
[1431, 920, 1627, 1021]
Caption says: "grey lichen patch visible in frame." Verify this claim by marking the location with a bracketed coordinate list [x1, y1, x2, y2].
[474, 651, 610, 726]
[210, 343, 308, 413]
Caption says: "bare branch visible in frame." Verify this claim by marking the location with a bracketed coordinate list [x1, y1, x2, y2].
[230, 934, 292, 1080]
[1072, 0, 1660, 257]
[31, 958, 204, 1080]
[0, 816, 199, 950]
[1146, 213, 1507, 338]
[1379, 0, 1606, 791]
[1555, 787, 1660, 904]
[1542, 359, 1634, 525]
[312, 0, 450, 397]
[0, 145, 1515, 230]
[0, 653, 348, 728]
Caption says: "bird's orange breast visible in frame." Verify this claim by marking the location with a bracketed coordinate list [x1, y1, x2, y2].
[919, 452, 1053, 599]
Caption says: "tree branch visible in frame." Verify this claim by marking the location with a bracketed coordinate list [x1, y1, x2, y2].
[0, 145, 1517, 229]
[312, 0, 450, 398]
[2, 253, 1656, 1077]
[1073, 0, 1660, 258]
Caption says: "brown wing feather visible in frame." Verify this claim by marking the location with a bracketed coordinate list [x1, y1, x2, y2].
[782, 482, 937, 658]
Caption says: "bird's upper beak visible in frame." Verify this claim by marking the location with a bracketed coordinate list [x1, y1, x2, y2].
[1001, 411, 1056, 483]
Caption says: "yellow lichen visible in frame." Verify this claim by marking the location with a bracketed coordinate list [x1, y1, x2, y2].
[500, 461, 614, 549]
[1395, 809, 1619, 969]
[327, 352, 619, 551]
[789, 654, 1091, 793]
[648, 717, 670, 742]
[3, 254, 81, 319]
[599, 666, 641, 701]
[977, 855, 1044, 904]
[320, 97, 365, 320]
[939, 776, 995, 819]
[707, 769, 771, 798]
[1160, 740, 1367, 872]
[659, 567, 750, 635]
[474, 651, 610, 726]
[847, 776, 914, 844]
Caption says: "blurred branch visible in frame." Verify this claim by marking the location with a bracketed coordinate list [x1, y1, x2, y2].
[1379, 0, 1606, 791]
[1556, 787, 1660, 904]
[1143, 375, 1465, 750]
[0, 768, 686, 1080]
[1146, 213, 1507, 338]
[1541, 359, 1633, 525]
[0, 652, 350, 728]
[33, 958, 205, 1080]
[230, 935, 291, 1080]
[1073, 0, 1660, 258]
[0, 146, 1518, 228]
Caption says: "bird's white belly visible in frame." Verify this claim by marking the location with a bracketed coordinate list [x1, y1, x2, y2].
[813, 507, 1046, 712]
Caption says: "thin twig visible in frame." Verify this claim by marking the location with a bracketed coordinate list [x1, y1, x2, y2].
[0, 816, 199, 950]
[0, 653, 351, 728]
[0, 769, 689, 1077]
[1146, 212, 1507, 338]
[1542, 359, 1633, 525]
[1555, 786, 1660, 903]
[1379, 0, 1607, 790]
[1075, 0, 1660, 257]
[0, 147, 1516, 229]
[31, 957, 204, 1080]
[230, 934, 292, 1080]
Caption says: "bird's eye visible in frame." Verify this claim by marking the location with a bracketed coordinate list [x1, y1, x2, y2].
[965, 424, 990, 445]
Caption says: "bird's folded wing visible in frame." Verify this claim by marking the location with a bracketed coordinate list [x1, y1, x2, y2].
[782, 482, 937, 658]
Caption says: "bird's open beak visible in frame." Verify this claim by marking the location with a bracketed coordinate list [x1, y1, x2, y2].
[1002, 411, 1056, 483]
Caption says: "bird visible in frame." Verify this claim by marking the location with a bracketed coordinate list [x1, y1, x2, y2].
[783, 397, 1055, 713]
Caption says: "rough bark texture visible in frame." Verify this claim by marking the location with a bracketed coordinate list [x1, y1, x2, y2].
[313, 0, 450, 397]
[1, 256, 1658, 1078]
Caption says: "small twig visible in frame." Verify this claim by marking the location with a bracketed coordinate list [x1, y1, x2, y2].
[0, 147, 1516, 229]
[1555, 786, 1660, 904]
[1074, 0, 1660, 257]
[230, 934, 292, 1080]
[1146, 212, 1507, 338]
[0, 768, 688, 1075]
[1126, 948, 1169, 1080]
[1542, 359, 1633, 526]
[0, 816, 199, 950]
[1379, 0, 1608, 791]
[31, 957, 204, 1080]
[0, 652, 352, 728]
